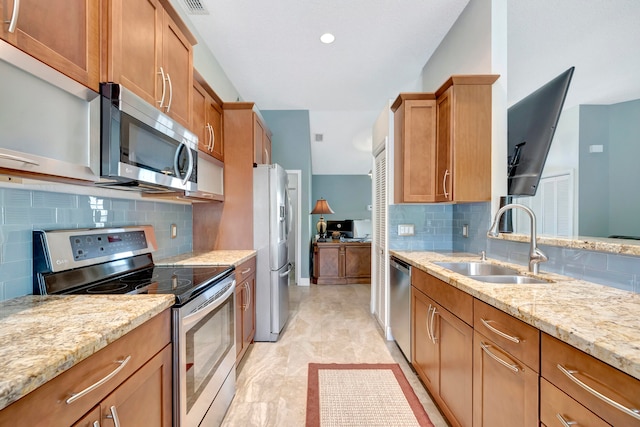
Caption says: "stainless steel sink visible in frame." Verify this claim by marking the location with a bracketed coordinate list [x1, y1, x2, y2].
[434, 262, 520, 276]
[469, 275, 549, 284]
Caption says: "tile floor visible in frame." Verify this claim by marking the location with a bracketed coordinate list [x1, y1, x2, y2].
[221, 284, 448, 426]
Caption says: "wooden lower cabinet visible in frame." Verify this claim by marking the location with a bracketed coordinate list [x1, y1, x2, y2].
[312, 241, 371, 285]
[0, 310, 172, 426]
[541, 333, 640, 427]
[235, 256, 257, 364]
[540, 378, 610, 427]
[472, 331, 538, 427]
[412, 285, 472, 427]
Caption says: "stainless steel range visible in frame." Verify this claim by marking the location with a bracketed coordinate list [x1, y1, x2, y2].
[33, 225, 236, 427]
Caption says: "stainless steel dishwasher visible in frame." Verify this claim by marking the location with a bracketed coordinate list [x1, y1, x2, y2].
[389, 257, 411, 360]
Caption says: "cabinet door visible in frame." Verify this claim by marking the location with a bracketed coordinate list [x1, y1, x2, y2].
[192, 79, 209, 153]
[436, 301, 473, 427]
[235, 285, 244, 359]
[100, 345, 172, 427]
[540, 378, 610, 427]
[345, 245, 371, 278]
[72, 406, 101, 427]
[161, 9, 192, 128]
[412, 288, 439, 393]
[313, 245, 342, 283]
[394, 98, 437, 203]
[242, 274, 256, 346]
[207, 99, 224, 161]
[473, 331, 539, 427]
[263, 131, 272, 164]
[435, 87, 453, 202]
[105, 0, 163, 107]
[0, 0, 100, 90]
[253, 115, 265, 164]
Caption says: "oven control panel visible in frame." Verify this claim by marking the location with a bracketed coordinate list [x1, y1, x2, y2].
[70, 230, 148, 261]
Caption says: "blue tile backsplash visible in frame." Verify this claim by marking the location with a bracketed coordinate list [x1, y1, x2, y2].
[0, 187, 192, 301]
[390, 201, 640, 293]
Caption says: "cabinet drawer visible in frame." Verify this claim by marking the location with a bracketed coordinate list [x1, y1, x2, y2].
[412, 268, 473, 325]
[474, 299, 539, 371]
[236, 256, 257, 284]
[541, 333, 640, 426]
[0, 310, 171, 427]
[540, 378, 610, 427]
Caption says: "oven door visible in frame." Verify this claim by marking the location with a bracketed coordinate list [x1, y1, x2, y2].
[174, 278, 236, 427]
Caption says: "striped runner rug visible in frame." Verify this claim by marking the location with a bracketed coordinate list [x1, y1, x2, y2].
[306, 363, 435, 427]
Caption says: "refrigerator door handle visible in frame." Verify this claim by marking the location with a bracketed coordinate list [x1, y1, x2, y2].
[279, 264, 292, 277]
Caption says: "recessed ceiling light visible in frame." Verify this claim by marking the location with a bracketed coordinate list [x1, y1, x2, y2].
[320, 33, 335, 44]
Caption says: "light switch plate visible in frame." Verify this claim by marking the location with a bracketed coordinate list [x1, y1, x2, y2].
[398, 224, 415, 236]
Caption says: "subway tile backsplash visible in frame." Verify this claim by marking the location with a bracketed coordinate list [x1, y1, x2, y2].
[390, 201, 640, 293]
[0, 187, 192, 301]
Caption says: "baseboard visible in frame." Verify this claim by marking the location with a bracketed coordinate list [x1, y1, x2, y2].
[298, 277, 310, 287]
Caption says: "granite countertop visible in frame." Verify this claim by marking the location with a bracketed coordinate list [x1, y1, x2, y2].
[0, 294, 174, 412]
[157, 249, 256, 267]
[391, 250, 640, 381]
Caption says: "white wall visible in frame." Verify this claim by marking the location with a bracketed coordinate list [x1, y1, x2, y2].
[421, 0, 508, 216]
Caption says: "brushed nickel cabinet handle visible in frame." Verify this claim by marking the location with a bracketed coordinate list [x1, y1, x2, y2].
[157, 67, 166, 108]
[443, 169, 450, 199]
[556, 413, 578, 426]
[245, 281, 251, 311]
[66, 356, 131, 404]
[105, 405, 121, 427]
[5, 0, 20, 33]
[426, 305, 434, 343]
[480, 318, 521, 343]
[241, 268, 252, 274]
[165, 73, 173, 113]
[557, 364, 640, 420]
[480, 342, 520, 372]
[429, 305, 438, 344]
[211, 124, 216, 151]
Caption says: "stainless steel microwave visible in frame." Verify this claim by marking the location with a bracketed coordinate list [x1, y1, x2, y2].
[99, 83, 198, 193]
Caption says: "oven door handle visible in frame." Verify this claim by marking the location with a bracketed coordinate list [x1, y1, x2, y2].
[183, 280, 235, 328]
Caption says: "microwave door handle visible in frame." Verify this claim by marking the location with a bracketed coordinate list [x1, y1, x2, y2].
[174, 140, 194, 186]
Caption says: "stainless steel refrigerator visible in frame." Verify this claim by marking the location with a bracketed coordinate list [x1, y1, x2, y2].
[253, 164, 292, 341]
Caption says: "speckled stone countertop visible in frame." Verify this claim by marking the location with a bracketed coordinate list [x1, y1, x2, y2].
[391, 250, 640, 381]
[158, 250, 256, 267]
[0, 295, 174, 412]
[493, 233, 640, 256]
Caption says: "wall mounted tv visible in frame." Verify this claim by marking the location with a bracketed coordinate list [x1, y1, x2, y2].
[507, 66, 575, 196]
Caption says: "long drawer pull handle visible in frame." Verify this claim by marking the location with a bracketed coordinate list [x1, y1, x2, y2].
[106, 405, 121, 427]
[557, 364, 640, 421]
[480, 318, 521, 343]
[0, 152, 40, 166]
[480, 342, 520, 372]
[157, 67, 166, 108]
[241, 268, 252, 274]
[556, 413, 578, 426]
[66, 356, 131, 404]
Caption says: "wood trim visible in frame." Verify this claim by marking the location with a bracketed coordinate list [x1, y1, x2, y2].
[435, 74, 500, 97]
[391, 92, 436, 112]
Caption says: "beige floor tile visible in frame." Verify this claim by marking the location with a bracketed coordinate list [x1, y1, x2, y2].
[222, 284, 449, 427]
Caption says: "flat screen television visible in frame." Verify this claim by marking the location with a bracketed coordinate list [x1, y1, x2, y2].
[507, 66, 575, 196]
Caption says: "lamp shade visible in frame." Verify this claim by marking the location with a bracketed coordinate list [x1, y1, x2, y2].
[310, 198, 334, 215]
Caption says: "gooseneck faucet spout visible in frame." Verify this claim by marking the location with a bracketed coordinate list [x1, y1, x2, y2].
[487, 203, 548, 274]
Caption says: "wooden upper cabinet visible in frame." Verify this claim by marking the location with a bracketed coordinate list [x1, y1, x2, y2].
[102, 0, 195, 128]
[192, 72, 224, 162]
[0, 0, 100, 90]
[253, 114, 266, 164]
[392, 95, 437, 203]
[391, 75, 499, 203]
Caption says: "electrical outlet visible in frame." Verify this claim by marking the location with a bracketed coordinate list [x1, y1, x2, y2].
[462, 224, 469, 238]
[398, 224, 415, 236]
[171, 224, 178, 239]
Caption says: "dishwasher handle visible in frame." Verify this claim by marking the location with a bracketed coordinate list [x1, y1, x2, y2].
[390, 258, 411, 276]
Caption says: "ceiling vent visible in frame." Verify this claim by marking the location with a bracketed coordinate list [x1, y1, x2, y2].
[181, 0, 209, 15]
[315, 133, 323, 142]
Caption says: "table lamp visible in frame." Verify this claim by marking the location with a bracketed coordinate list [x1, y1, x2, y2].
[311, 198, 334, 241]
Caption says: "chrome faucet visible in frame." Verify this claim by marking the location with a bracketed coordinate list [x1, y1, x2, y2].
[487, 203, 548, 274]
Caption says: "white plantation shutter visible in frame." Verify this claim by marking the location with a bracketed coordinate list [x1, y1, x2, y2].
[373, 145, 387, 328]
